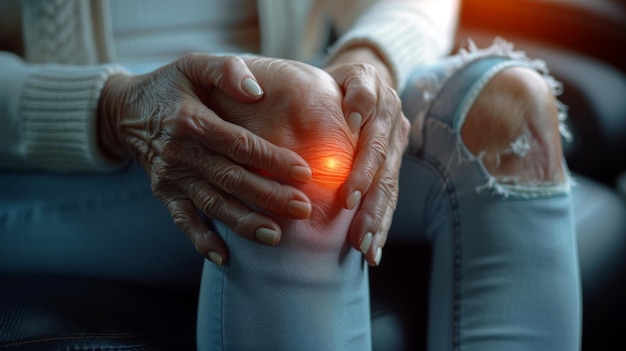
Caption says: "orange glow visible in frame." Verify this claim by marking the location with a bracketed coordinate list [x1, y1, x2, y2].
[324, 157, 338, 171]
[310, 155, 352, 189]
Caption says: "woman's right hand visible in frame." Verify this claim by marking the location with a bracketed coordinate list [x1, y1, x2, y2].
[97, 53, 313, 266]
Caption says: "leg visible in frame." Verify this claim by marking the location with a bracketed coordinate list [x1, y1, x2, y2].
[0, 164, 202, 287]
[196, 216, 371, 350]
[461, 66, 565, 184]
[401, 43, 580, 350]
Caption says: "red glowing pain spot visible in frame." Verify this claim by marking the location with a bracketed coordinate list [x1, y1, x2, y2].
[311, 155, 351, 189]
[324, 157, 338, 171]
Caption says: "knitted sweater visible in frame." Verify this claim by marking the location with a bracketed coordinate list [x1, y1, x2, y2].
[0, 0, 459, 172]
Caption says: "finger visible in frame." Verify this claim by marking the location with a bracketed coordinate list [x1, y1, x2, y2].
[340, 111, 391, 209]
[340, 88, 406, 209]
[194, 153, 311, 219]
[187, 110, 312, 183]
[351, 186, 396, 266]
[348, 122, 407, 265]
[187, 180, 283, 246]
[348, 170, 397, 266]
[178, 54, 264, 102]
[341, 66, 379, 133]
[163, 197, 229, 266]
[369, 197, 396, 266]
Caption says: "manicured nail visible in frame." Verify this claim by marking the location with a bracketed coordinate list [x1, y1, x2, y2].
[290, 165, 312, 182]
[347, 112, 362, 133]
[208, 252, 223, 267]
[373, 247, 383, 266]
[287, 200, 311, 219]
[359, 232, 373, 254]
[242, 77, 264, 96]
[346, 190, 361, 210]
[256, 227, 279, 245]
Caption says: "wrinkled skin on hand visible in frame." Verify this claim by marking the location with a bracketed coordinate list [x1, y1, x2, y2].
[325, 55, 411, 266]
[208, 57, 358, 203]
[204, 57, 362, 262]
[98, 54, 315, 264]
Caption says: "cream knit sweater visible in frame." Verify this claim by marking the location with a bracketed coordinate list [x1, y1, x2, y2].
[0, 0, 458, 172]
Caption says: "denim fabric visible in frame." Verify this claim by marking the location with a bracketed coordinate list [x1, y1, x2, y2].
[195, 56, 580, 350]
[392, 57, 580, 350]
[0, 55, 580, 351]
[196, 221, 371, 351]
[0, 164, 203, 287]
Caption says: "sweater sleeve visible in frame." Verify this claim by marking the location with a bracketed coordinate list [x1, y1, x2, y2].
[326, 0, 460, 91]
[0, 52, 129, 172]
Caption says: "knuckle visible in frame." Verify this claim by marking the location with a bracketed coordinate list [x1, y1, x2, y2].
[188, 231, 205, 251]
[178, 53, 204, 75]
[214, 164, 245, 195]
[367, 180, 399, 225]
[198, 192, 222, 218]
[171, 207, 193, 228]
[220, 55, 245, 74]
[254, 182, 282, 209]
[346, 82, 377, 108]
[395, 116, 412, 151]
[379, 175, 399, 208]
[227, 130, 254, 163]
[400, 115, 411, 136]
[358, 163, 380, 187]
[369, 137, 389, 165]
[230, 209, 254, 235]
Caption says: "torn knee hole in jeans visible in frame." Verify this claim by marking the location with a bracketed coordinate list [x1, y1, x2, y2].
[458, 132, 572, 198]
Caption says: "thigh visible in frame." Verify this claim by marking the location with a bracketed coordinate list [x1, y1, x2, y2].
[0, 164, 202, 287]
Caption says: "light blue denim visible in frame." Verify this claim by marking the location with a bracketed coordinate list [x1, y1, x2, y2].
[0, 165, 203, 288]
[0, 54, 580, 351]
[393, 56, 580, 351]
[195, 55, 580, 350]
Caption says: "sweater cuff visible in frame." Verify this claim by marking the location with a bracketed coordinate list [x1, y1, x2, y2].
[20, 64, 129, 172]
[327, 4, 452, 92]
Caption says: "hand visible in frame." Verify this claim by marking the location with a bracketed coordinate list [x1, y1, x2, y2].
[325, 48, 411, 266]
[97, 53, 313, 266]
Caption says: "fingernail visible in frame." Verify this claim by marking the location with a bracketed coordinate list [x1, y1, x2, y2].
[290, 165, 312, 182]
[346, 190, 361, 210]
[359, 232, 373, 254]
[287, 200, 311, 219]
[242, 77, 263, 96]
[256, 227, 279, 245]
[373, 246, 383, 266]
[208, 252, 223, 267]
[348, 112, 362, 133]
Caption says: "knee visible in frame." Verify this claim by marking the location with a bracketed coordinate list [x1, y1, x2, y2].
[461, 66, 566, 184]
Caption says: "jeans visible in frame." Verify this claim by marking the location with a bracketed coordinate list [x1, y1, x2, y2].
[395, 56, 580, 351]
[0, 46, 581, 351]
[195, 51, 580, 350]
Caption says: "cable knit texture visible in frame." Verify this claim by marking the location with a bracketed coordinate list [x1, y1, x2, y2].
[1, 0, 457, 171]
[327, 1, 458, 90]
[8, 0, 127, 171]
[20, 65, 127, 171]
[23, 0, 96, 64]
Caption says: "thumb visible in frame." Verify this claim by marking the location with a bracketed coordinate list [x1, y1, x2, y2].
[178, 53, 264, 102]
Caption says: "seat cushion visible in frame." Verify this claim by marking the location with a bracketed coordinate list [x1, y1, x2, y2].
[0, 276, 198, 351]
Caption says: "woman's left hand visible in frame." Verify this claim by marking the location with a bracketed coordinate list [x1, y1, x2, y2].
[325, 47, 411, 267]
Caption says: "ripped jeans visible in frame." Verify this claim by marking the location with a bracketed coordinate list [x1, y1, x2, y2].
[197, 41, 581, 350]
[392, 43, 580, 350]
[0, 42, 580, 351]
